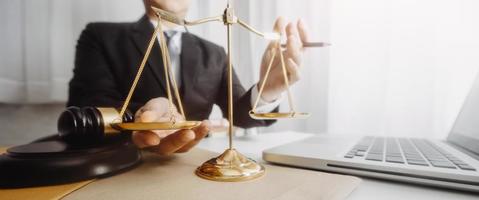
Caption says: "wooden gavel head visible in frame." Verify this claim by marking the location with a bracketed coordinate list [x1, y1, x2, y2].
[57, 107, 133, 143]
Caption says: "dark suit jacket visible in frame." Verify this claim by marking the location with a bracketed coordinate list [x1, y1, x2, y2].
[67, 15, 275, 128]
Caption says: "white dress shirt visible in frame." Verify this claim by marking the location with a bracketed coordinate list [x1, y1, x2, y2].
[150, 20, 282, 113]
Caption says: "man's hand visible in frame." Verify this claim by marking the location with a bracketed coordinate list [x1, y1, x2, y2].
[258, 17, 310, 102]
[132, 97, 210, 155]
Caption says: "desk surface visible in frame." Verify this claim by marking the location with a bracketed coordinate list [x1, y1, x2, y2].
[197, 131, 478, 200]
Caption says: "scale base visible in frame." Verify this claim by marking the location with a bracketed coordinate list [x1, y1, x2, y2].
[195, 148, 265, 182]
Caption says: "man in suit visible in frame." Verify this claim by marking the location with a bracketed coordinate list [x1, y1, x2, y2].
[68, 0, 310, 155]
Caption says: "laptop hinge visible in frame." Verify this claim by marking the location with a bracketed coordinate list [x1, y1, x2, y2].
[446, 141, 479, 161]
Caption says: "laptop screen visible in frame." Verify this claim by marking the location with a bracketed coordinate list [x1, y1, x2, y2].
[447, 73, 479, 155]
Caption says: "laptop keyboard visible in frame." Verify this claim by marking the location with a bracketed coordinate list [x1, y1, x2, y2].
[344, 137, 476, 171]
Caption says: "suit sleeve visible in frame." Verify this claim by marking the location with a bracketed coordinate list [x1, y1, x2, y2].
[67, 23, 143, 112]
[214, 48, 278, 129]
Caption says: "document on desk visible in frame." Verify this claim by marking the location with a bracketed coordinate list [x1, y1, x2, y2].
[65, 148, 361, 200]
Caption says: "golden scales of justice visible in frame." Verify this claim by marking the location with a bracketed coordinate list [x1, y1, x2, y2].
[109, 0, 329, 181]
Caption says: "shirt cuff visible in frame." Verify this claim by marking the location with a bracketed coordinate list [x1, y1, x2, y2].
[250, 84, 282, 113]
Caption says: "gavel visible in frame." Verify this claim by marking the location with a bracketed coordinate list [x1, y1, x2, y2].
[57, 107, 134, 143]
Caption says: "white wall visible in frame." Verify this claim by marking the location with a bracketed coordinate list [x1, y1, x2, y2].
[329, 0, 479, 138]
[0, 0, 145, 103]
[3, 0, 478, 140]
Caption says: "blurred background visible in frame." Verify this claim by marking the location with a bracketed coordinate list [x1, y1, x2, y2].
[1, 0, 478, 145]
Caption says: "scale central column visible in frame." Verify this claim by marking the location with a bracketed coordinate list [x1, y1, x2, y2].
[227, 20, 233, 150]
[194, 5, 266, 182]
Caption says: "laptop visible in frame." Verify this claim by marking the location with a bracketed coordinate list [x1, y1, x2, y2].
[263, 75, 479, 192]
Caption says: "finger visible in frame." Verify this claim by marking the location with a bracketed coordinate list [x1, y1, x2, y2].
[285, 35, 302, 66]
[273, 16, 287, 34]
[173, 111, 185, 121]
[135, 107, 145, 121]
[142, 98, 172, 118]
[261, 48, 272, 66]
[286, 21, 300, 39]
[137, 111, 170, 137]
[285, 21, 302, 61]
[297, 19, 310, 44]
[139, 110, 158, 122]
[132, 131, 160, 148]
[286, 58, 301, 82]
[266, 17, 287, 50]
[176, 122, 210, 153]
[134, 111, 178, 139]
[153, 129, 174, 138]
[148, 129, 195, 155]
[263, 17, 286, 67]
[265, 41, 277, 57]
[261, 48, 281, 72]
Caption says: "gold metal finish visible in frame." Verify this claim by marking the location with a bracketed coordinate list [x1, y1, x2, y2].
[149, 3, 327, 182]
[185, 16, 224, 26]
[249, 38, 310, 120]
[195, 149, 265, 182]
[157, 16, 185, 119]
[237, 19, 279, 40]
[112, 9, 199, 132]
[110, 121, 201, 131]
[118, 19, 162, 119]
[151, 7, 223, 26]
[226, 21, 234, 150]
[278, 37, 296, 112]
[151, 7, 185, 25]
[251, 47, 277, 112]
[96, 107, 122, 135]
[248, 111, 310, 120]
[149, 9, 278, 40]
[150, 5, 268, 182]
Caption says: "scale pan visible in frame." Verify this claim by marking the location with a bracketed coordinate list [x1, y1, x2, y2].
[111, 121, 201, 131]
[249, 111, 310, 120]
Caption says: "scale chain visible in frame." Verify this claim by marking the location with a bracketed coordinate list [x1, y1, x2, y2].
[252, 46, 277, 112]
[117, 19, 163, 120]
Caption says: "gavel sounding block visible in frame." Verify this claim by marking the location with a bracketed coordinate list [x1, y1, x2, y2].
[0, 148, 92, 200]
[65, 148, 361, 200]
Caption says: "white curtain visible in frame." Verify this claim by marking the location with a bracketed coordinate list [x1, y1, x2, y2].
[328, 0, 479, 138]
[2, 0, 477, 138]
[0, 0, 144, 103]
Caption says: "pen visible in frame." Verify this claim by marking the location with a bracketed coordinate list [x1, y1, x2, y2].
[280, 42, 331, 48]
